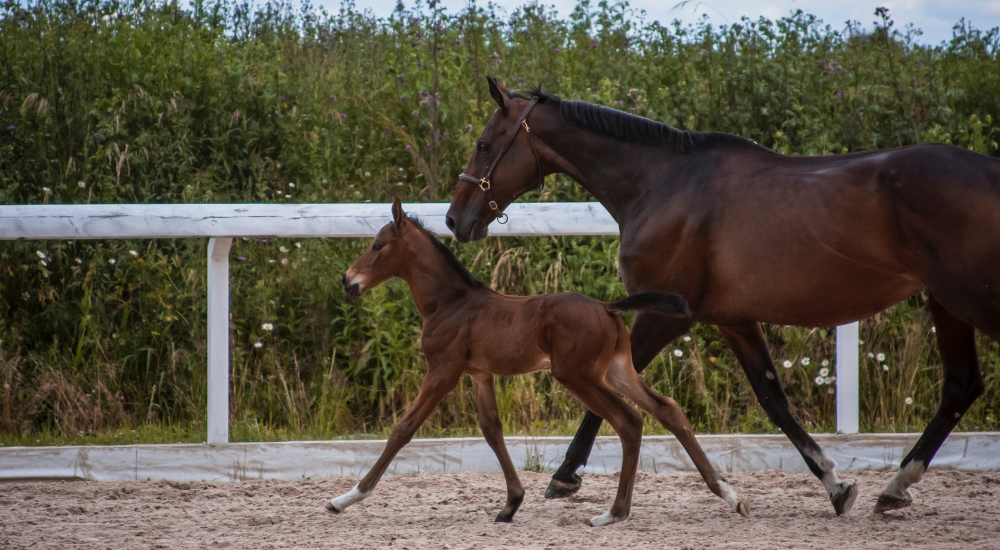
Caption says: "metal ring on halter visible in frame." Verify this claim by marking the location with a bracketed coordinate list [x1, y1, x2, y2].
[479, 178, 490, 191]
[497, 212, 509, 224]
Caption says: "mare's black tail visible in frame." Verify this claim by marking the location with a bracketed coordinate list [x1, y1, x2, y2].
[604, 291, 690, 317]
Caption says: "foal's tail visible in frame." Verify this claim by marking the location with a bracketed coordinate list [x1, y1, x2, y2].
[604, 292, 690, 318]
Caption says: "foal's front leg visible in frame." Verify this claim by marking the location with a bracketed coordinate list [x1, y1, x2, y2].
[471, 374, 525, 522]
[326, 368, 461, 514]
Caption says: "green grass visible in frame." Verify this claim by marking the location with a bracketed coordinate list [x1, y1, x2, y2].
[1, 0, 999, 445]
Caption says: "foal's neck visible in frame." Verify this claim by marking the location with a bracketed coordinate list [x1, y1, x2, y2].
[399, 242, 478, 319]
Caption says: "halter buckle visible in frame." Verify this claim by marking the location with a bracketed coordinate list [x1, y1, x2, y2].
[522, 120, 530, 132]
[479, 178, 491, 191]
[488, 200, 499, 211]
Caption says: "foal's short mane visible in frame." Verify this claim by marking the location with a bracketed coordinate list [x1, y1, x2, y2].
[408, 216, 490, 290]
[509, 87, 706, 153]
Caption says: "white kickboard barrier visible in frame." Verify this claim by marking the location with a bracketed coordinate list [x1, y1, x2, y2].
[1, 433, 997, 483]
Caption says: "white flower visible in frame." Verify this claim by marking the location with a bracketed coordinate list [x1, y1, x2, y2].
[905, 397, 913, 405]
[280, 258, 289, 265]
[37, 251, 46, 259]
[827, 376, 836, 384]
[289, 183, 296, 188]
[364, 171, 371, 177]
[269, 259, 276, 263]
[819, 368, 829, 377]
[109, 258, 116, 265]
[876, 353, 885, 362]
[75, 258, 81, 264]
[683, 336, 691, 342]
[79, 181, 86, 188]
[129, 250, 138, 257]
[285, 194, 292, 199]
[42, 187, 51, 193]
[262, 323, 274, 331]
[295, 242, 301, 248]
[673, 349, 683, 357]
[821, 359, 829, 367]
[883, 364, 889, 372]
[254, 342, 263, 348]
[930, 326, 936, 333]
[828, 387, 835, 394]
[801, 357, 810, 366]
[782, 360, 792, 369]
[814, 376, 824, 385]
[279, 246, 288, 253]
[40, 261, 47, 267]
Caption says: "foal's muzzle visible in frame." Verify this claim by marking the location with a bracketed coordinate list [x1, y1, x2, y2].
[341, 273, 361, 297]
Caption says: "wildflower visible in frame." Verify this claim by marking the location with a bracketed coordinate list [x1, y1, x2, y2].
[905, 397, 913, 405]
[262, 323, 273, 331]
[36, 251, 45, 259]
[75, 258, 81, 264]
[868, 352, 874, 358]
[782, 360, 792, 369]
[828, 388, 835, 394]
[396, 73, 405, 82]
[683, 336, 691, 342]
[828, 376, 836, 383]
[285, 194, 291, 199]
[821, 359, 829, 367]
[883, 364, 889, 372]
[489, 51, 499, 59]
[454, 38, 460, 45]
[289, 183, 295, 188]
[330, 95, 337, 99]
[237, 256, 246, 261]
[40, 261, 46, 267]
[254, 342, 263, 349]
[405, 145, 412, 150]
[42, 187, 51, 193]
[819, 368, 829, 377]
[411, 110, 420, 117]
[340, 113, 347, 118]
[6, 125, 14, 130]
[555, 48, 560, 52]
[876, 353, 885, 362]
[591, 43, 597, 48]
[279, 97, 285, 102]
[467, 124, 473, 132]
[365, 171, 371, 177]
[109, 258, 116, 264]
[281, 258, 289, 265]
[279, 246, 288, 253]
[400, 96, 406, 103]
[801, 357, 810, 366]
[931, 326, 936, 333]
[295, 242, 301, 248]
[268, 259, 275, 263]
[673, 349, 683, 357]
[815, 376, 824, 385]
[129, 250, 138, 257]
[78, 181, 86, 188]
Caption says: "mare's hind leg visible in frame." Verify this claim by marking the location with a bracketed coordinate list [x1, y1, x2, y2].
[875, 294, 985, 513]
[553, 361, 644, 526]
[326, 367, 461, 514]
[470, 374, 525, 522]
[547, 312, 691, 499]
[719, 322, 858, 516]
[604, 346, 750, 517]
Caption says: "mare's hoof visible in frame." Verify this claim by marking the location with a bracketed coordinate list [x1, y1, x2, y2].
[494, 512, 514, 523]
[544, 473, 582, 499]
[736, 500, 751, 518]
[830, 479, 859, 516]
[589, 511, 626, 527]
[873, 491, 912, 514]
[325, 501, 342, 514]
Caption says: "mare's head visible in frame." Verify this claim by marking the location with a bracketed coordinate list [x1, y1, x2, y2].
[342, 197, 423, 297]
[446, 77, 548, 242]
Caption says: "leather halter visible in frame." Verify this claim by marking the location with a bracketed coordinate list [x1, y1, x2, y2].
[458, 96, 541, 224]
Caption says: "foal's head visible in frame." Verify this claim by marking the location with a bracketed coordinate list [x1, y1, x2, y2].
[342, 197, 425, 297]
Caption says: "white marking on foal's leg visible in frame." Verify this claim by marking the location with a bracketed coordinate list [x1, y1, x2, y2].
[589, 511, 626, 527]
[326, 484, 371, 514]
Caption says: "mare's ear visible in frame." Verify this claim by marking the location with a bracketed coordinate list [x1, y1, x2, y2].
[487, 76, 507, 113]
[391, 196, 406, 228]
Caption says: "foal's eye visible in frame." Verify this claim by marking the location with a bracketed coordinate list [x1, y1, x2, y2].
[477, 142, 491, 154]
[372, 242, 385, 252]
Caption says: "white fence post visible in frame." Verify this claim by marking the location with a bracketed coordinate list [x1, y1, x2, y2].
[207, 238, 233, 444]
[836, 322, 860, 434]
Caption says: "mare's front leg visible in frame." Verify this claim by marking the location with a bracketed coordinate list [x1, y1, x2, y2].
[546, 312, 691, 499]
[719, 322, 858, 516]
[326, 367, 462, 514]
[470, 374, 525, 522]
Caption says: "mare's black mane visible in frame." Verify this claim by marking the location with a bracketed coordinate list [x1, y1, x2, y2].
[509, 87, 707, 153]
[408, 216, 490, 290]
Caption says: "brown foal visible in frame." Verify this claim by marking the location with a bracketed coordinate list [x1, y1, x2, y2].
[326, 197, 749, 526]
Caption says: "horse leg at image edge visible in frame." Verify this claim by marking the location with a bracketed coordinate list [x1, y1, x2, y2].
[545, 313, 691, 499]
[471, 374, 525, 522]
[719, 322, 858, 516]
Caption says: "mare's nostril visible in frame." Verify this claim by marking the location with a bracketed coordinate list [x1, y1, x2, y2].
[445, 215, 456, 231]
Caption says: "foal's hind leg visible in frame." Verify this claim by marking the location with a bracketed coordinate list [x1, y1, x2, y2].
[470, 374, 525, 522]
[719, 322, 858, 515]
[875, 295, 985, 513]
[326, 367, 461, 514]
[604, 349, 750, 517]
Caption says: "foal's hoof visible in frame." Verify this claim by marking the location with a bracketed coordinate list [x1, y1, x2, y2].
[544, 473, 582, 499]
[736, 500, 751, 518]
[830, 479, 859, 516]
[873, 491, 912, 514]
[324, 501, 342, 514]
[589, 511, 627, 527]
[494, 512, 514, 523]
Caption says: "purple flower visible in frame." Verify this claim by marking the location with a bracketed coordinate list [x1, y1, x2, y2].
[405, 145, 411, 150]
[465, 57, 470, 62]
[396, 73, 404, 82]
[466, 124, 473, 132]
[330, 94, 337, 99]
[618, 100, 624, 106]
[445, 161, 450, 165]
[579, 49, 584, 53]
[835, 92, 841, 98]
[591, 43, 597, 48]
[454, 39, 460, 45]
[279, 97, 286, 102]
[238, 256, 247, 261]
[427, 145, 433, 151]
[340, 113, 347, 118]
[5, 126, 13, 131]
[416, 62, 423, 67]
[554, 48, 560, 52]
[400, 96, 406, 103]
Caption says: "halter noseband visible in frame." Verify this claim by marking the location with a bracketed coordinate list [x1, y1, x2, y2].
[458, 96, 542, 224]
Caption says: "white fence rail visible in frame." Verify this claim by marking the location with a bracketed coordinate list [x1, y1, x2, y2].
[0, 202, 859, 442]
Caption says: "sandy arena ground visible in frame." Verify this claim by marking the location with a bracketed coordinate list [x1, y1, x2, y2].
[2, 469, 999, 549]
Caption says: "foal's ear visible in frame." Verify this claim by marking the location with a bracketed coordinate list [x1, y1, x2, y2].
[391, 196, 406, 228]
[487, 76, 507, 113]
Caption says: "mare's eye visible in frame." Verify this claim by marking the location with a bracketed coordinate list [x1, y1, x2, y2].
[477, 142, 491, 154]
[372, 242, 385, 252]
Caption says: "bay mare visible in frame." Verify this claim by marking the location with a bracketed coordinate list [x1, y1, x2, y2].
[446, 77, 1000, 515]
[328, 198, 750, 526]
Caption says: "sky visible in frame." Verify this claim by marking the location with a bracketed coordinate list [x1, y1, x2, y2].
[329, 0, 1000, 45]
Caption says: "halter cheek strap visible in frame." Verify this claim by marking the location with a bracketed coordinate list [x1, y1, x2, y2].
[459, 96, 541, 224]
